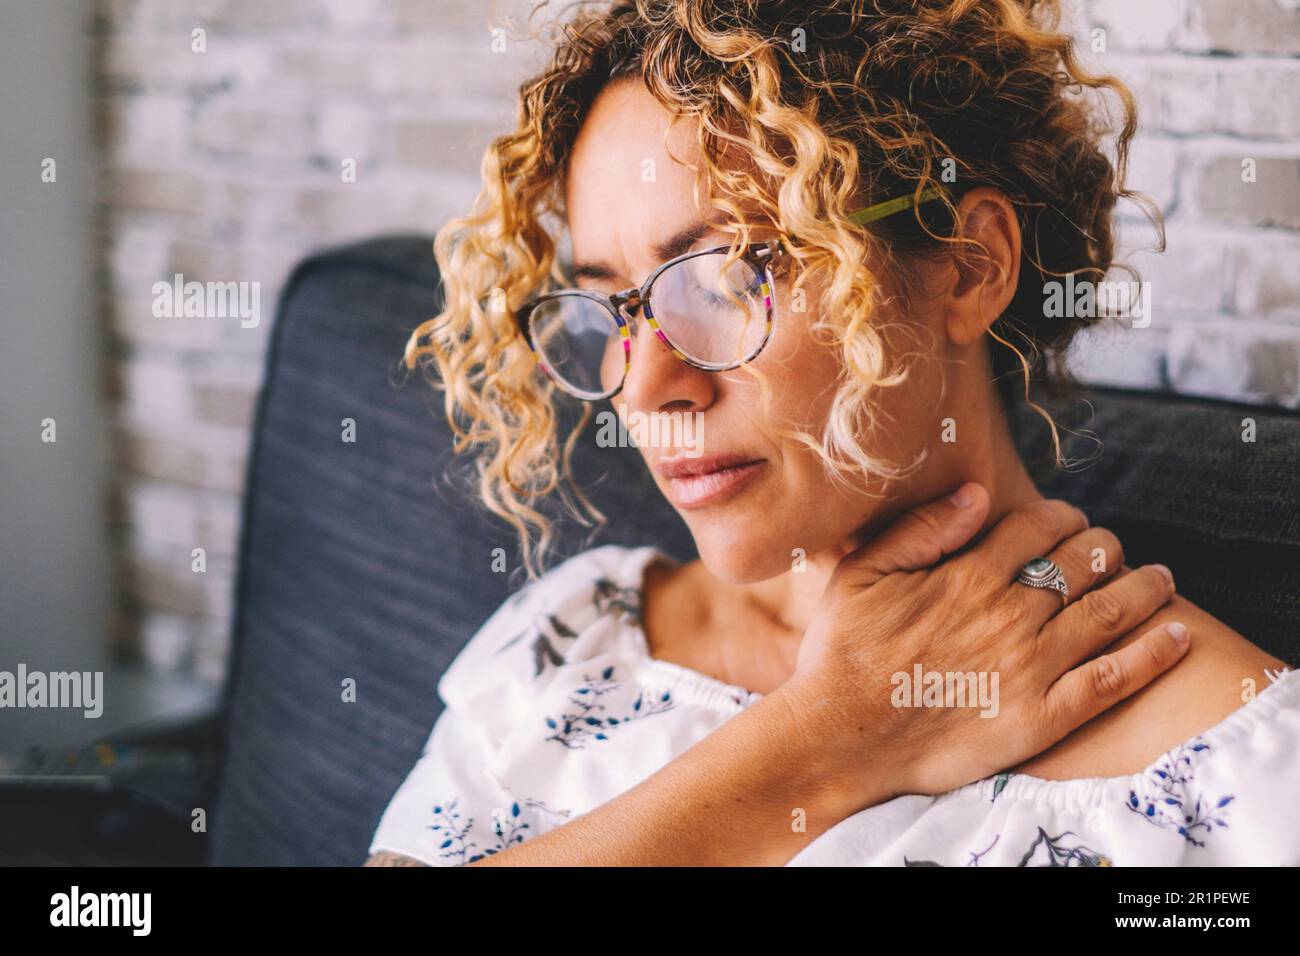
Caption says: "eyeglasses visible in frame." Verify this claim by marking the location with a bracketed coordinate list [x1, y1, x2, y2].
[516, 185, 946, 401]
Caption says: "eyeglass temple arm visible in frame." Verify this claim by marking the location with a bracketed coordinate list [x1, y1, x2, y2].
[777, 184, 948, 248]
[847, 183, 948, 225]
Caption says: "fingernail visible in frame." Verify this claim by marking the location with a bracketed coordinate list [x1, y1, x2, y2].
[949, 484, 974, 508]
[1151, 563, 1174, 585]
[1166, 621, 1189, 646]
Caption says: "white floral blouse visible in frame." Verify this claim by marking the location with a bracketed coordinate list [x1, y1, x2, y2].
[368, 544, 1300, 866]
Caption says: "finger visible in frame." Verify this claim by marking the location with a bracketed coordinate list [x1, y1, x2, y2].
[1040, 563, 1177, 673]
[839, 482, 990, 585]
[1041, 621, 1190, 740]
[1017, 525, 1124, 622]
[964, 498, 1090, 580]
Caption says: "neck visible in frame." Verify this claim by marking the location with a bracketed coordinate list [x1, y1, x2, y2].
[743, 387, 1043, 643]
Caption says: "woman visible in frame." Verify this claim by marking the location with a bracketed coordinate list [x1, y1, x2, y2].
[366, 0, 1297, 866]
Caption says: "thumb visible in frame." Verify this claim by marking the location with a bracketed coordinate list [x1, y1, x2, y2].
[839, 482, 990, 584]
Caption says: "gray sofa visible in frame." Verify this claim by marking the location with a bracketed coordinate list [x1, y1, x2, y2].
[207, 236, 1300, 866]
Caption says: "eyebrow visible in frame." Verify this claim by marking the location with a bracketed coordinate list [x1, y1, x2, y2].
[570, 220, 717, 283]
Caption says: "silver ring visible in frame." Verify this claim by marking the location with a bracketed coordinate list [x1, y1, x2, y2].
[1015, 556, 1069, 603]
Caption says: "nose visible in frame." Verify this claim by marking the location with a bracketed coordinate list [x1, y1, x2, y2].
[617, 298, 712, 414]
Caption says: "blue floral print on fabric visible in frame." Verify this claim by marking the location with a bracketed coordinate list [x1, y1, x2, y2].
[428, 796, 570, 864]
[544, 666, 675, 749]
[1126, 737, 1233, 847]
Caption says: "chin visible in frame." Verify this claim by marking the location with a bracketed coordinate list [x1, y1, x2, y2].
[687, 521, 801, 585]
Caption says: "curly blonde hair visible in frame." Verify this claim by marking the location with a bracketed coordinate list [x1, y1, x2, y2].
[404, 0, 1158, 581]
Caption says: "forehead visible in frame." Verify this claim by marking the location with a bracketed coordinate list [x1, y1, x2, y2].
[564, 79, 708, 265]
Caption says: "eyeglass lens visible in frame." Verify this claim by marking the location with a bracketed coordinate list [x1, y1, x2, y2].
[527, 251, 770, 399]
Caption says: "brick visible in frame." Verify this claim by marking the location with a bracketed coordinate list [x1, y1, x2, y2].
[320, 0, 387, 30]
[185, 0, 331, 34]
[198, 426, 249, 494]
[105, 224, 173, 280]
[1107, 57, 1222, 135]
[1070, 315, 1300, 410]
[125, 479, 200, 549]
[165, 237, 247, 281]
[1114, 226, 1233, 316]
[1080, 0, 1188, 52]
[1189, 153, 1300, 229]
[109, 290, 226, 351]
[107, 166, 205, 216]
[1118, 135, 1180, 214]
[291, 183, 388, 236]
[120, 354, 194, 425]
[394, 116, 501, 169]
[192, 102, 319, 162]
[196, 492, 243, 556]
[387, 0, 533, 33]
[1166, 320, 1300, 407]
[192, 378, 258, 428]
[124, 477, 244, 558]
[316, 104, 385, 166]
[1182, 0, 1300, 54]
[270, 42, 381, 100]
[125, 554, 211, 616]
[98, 93, 190, 160]
[1232, 237, 1300, 317]
[186, 246, 297, 311]
[118, 423, 206, 486]
[97, 35, 247, 93]
[371, 34, 541, 106]
[386, 172, 485, 221]
[201, 177, 297, 224]
[117, 421, 249, 492]
[1066, 322, 1173, 391]
[1217, 66, 1300, 139]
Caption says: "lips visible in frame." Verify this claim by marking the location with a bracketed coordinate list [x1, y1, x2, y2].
[656, 452, 763, 480]
[657, 454, 766, 509]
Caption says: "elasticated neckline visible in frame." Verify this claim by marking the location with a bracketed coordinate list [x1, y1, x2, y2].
[615, 543, 1298, 809]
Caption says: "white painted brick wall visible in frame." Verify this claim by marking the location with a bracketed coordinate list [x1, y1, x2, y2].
[93, 0, 1300, 681]
[1067, 0, 1300, 408]
[95, 0, 542, 679]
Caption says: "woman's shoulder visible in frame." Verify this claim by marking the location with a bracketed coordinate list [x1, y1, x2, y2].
[1016, 593, 1293, 782]
[795, 666, 1300, 866]
[436, 544, 665, 704]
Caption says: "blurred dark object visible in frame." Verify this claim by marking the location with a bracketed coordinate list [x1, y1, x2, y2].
[208, 235, 1300, 866]
[0, 710, 218, 865]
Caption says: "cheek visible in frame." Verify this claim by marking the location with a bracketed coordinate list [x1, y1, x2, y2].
[742, 294, 942, 486]
[717, 308, 850, 493]
[724, 291, 844, 423]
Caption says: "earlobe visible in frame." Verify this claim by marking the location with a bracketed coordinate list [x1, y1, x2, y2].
[943, 188, 1022, 348]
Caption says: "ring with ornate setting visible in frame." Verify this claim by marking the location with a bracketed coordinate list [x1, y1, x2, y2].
[1015, 556, 1069, 604]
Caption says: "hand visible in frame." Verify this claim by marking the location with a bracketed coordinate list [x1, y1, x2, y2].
[782, 482, 1187, 816]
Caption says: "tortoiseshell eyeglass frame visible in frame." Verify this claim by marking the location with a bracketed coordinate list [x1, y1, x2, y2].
[515, 184, 947, 401]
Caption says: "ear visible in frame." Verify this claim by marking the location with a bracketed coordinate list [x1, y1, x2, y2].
[943, 187, 1022, 347]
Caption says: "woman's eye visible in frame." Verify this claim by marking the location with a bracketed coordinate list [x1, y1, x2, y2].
[686, 284, 733, 309]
